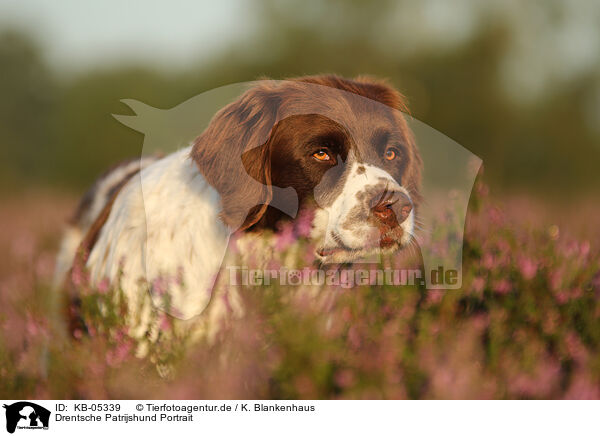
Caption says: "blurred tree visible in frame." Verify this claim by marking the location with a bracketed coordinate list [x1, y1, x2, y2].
[50, 68, 172, 187]
[0, 0, 599, 195]
[176, 0, 600, 194]
[0, 31, 56, 189]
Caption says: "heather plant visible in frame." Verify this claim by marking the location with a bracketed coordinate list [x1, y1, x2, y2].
[0, 178, 599, 399]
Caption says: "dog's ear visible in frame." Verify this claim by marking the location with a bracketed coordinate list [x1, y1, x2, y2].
[191, 83, 282, 230]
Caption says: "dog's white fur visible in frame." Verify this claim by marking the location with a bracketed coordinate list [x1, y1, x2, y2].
[85, 147, 230, 324]
[53, 157, 156, 288]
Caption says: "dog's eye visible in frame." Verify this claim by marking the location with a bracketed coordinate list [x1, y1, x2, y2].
[384, 147, 399, 161]
[313, 150, 332, 161]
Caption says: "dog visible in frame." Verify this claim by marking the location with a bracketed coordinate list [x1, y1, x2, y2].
[55, 75, 422, 341]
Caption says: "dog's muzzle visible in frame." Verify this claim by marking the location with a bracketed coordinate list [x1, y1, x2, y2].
[369, 189, 413, 247]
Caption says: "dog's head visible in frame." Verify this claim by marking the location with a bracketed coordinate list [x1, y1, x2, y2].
[191, 75, 422, 262]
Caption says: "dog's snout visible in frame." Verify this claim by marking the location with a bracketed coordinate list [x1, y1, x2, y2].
[372, 200, 395, 226]
[371, 190, 412, 227]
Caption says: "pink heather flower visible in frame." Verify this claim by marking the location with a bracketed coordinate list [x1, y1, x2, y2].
[476, 180, 489, 197]
[518, 257, 537, 280]
[70, 261, 89, 287]
[294, 374, 316, 398]
[429, 322, 440, 336]
[25, 315, 39, 337]
[97, 278, 109, 294]
[303, 246, 317, 264]
[113, 328, 125, 343]
[267, 259, 282, 271]
[565, 332, 588, 364]
[565, 241, 579, 257]
[334, 369, 356, 388]
[426, 290, 444, 305]
[549, 268, 564, 291]
[106, 341, 132, 367]
[488, 207, 503, 225]
[228, 233, 242, 255]
[497, 239, 511, 255]
[482, 253, 496, 269]
[347, 325, 361, 350]
[493, 279, 511, 295]
[472, 314, 490, 331]
[159, 312, 172, 332]
[341, 306, 352, 322]
[472, 276, 486, 293]
[564, 374, 600, 399]
[294, 209, 315, 238]
[579, 241, 590, 257]
[538, 359, 561, 390]
[275, 223, 295, 251]
[556, 291, 569, 304]
[152, 276, 168, 296]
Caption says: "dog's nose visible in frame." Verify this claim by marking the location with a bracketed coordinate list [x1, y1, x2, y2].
[371, 190, 413, 227]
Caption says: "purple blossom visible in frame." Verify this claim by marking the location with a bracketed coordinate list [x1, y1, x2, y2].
[294, 209, 315, 238]
[518, 257, 538, 280]
[275, 222, 295, 251]
[472, 276, 485, 293]
[493, 279, 511, 295]
[97, 278, 109, 294]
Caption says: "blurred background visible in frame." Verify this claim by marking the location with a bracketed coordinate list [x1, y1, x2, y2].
[1, 0, 599, 198]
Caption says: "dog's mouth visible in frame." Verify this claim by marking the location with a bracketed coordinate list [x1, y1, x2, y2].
[316, 235, 355, 258]
[316, 246, 350, 257]
[316, 232, 402, 262]
[379, 235, 398, 248]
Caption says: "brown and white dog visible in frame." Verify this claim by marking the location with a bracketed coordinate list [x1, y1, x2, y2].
[55, 75, 422, 337]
